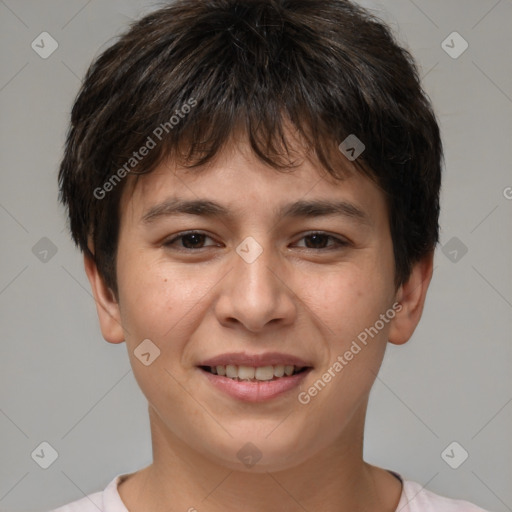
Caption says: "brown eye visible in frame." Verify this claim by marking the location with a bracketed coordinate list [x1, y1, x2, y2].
[305, 234, 329, 249]
[180, 233, 207, 249]
[164, 231, 217, 250]
[294, 232, 349, 250]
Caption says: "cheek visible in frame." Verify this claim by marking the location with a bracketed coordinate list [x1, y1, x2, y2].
[298, 266, 393, 428]
[304, 262, 392, 342]
[116, 253, 230, 355]
[116, 251, 198, 341]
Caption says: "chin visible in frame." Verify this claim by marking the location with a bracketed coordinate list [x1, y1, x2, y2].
[202, 432, 314, 474]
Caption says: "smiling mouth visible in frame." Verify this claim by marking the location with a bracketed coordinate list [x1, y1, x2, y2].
[199, 364, 310, 382]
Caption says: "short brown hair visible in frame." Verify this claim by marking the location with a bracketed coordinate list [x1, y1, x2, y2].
[58, 0, 443, 299]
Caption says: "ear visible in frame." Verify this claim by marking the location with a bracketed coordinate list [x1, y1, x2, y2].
[388, 251, 434, 345]
[83, 251, 125, 344]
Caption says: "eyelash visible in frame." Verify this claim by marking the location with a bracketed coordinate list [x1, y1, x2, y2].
[163, 231, 349, 251]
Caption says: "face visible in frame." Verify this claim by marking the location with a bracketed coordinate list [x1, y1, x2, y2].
[87, 136, 428, 473]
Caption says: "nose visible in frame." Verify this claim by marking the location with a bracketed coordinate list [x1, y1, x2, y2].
[214, 239, 297, 333]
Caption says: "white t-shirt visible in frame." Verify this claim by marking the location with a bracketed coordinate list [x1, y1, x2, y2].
[50, 472, 490, 512]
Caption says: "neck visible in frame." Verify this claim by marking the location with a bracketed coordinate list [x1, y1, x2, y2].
[118, 405, 402, 512]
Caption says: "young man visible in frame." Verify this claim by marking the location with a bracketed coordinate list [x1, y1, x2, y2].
[54, 0, 489, 510]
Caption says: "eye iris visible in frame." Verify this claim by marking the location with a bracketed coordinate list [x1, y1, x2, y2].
[182, 233, 205, 249]
[305, 234, 329, 249]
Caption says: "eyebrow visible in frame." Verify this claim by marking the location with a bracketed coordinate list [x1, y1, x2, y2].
[141, 198, 372, 226]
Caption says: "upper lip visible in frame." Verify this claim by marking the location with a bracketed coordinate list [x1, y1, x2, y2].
[198, 352, 313, 368]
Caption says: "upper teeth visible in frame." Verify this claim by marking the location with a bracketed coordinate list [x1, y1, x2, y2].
[210, 364, 300, 380]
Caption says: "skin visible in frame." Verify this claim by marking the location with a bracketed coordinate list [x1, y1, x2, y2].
[85, 133, 433, 512]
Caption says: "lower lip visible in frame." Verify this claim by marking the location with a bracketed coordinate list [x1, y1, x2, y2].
[198, 368, 312, 402]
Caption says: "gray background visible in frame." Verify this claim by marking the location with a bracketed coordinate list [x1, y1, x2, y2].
[1, 0, 511, 510]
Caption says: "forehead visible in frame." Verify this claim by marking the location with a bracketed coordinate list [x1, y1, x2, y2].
[119, 138, 387, 229]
